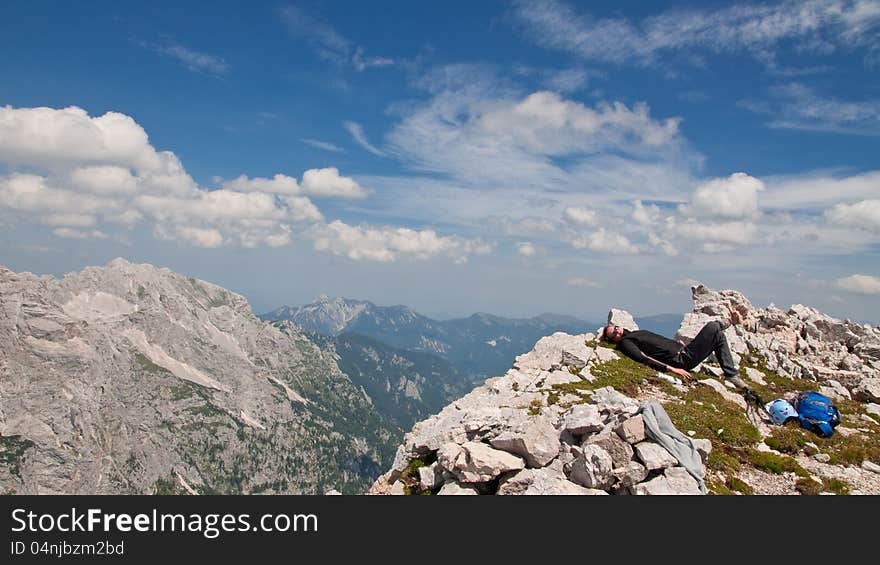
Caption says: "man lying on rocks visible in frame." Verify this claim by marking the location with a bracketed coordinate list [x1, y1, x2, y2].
[600, 320, 751, 392]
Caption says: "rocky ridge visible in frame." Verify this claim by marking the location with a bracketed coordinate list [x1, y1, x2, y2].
[0, 259, 398, 495]
[370, 285, 880, 495]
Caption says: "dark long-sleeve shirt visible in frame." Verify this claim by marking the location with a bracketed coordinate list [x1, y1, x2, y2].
[617, 329, 683, 372]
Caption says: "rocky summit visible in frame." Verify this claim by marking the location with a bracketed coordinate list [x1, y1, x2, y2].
[370, 284, 880, 495]
[0, 259, 398, 495]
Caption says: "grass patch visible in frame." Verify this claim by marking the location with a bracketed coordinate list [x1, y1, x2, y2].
[397, 453, 438, 495]
[152, 475, 186, 495]
[527, 399, 543, 416]
[766, 416, 880, 466]
[133, 352, 169, 375]
[740, 448, 810, 478]
[0, 435, 35, 478]
[550, 352, 681, 400]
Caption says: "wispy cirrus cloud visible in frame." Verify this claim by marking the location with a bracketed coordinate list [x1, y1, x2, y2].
[138, 39, 229, 75]
[343, 121, 386, 156]
[740, 83, 880, 135]
[279, 6, 394, 71]
[301, 138, 346, 153]
[510, 0, 880, 68]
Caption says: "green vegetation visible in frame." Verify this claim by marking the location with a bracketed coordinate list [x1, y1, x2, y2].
[133, 352, 169, 375]
[527, 399, 543, 416]
[0, 435, 35, 478]
[396, 453, 438, 495]
[151, 475, 186, 495]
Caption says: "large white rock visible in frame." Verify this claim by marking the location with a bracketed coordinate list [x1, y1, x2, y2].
[568, 444, 614, 489]
[497, 467, 606, 495]
[561, 404, 604, 435]
[437, 482, 479, 495]
[489, 415, 561, 468]
[633, 467, 702, 495]
[437, 441, 525, 483]
[607, 309, 639, 331]
[634, 441, 678, 471]
[591, 386, 640, 416]
[615, 415, 646, 444]
[853, 378, 880, 403]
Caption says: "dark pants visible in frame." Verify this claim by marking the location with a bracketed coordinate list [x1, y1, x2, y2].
[675, 321, 737, 377]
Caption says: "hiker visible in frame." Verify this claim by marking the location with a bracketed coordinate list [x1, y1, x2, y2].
[600, 320, 750, 390]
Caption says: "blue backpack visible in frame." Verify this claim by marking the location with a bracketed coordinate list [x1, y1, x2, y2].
[794, 391, 841, 438]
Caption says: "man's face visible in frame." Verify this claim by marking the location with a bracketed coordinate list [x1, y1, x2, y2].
[604, 325, 623, 343]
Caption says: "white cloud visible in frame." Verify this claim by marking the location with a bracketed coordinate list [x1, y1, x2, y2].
[279, 6, 393, 71]
[386, 75, 687, 190]
[681, 172, 765, 219]
[343, 121, 386, 156]
[647, 232, 678, 256]
[0, 105, 175, 173]
[300, 167, 368, 198]
[0, 105, 325, 246]
[69, 165, 138, 195]
[517, 242, 538, 257]
[675, 278, 702, 288]
[563, 206, 598, 226]
[223, 168, 367, 199]
[672, 218, 758, 245]
[631, 199, 661, 226]
[836, 274, 880, 295]
[301, 138, 346, 153]
[762, 170, 880, 211]
[140, 40, 229, 75]
[570, 228, 639, 254]
[309, 220, 492, 263]
[567, 277, 602, 288]
[825, 199, 880, 231]
[512, 0, 880, 67]
[742, 83, 880, 135]
[222, 174, 300, 194]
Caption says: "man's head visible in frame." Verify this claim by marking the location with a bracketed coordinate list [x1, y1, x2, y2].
[602, 325, 624, 343]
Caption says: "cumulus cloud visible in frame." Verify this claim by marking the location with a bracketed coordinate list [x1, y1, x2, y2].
[671, 218, 758, 245]
[223, 168, 367, 199]
[632, 199, 661, 226]
[647, 232, 678, 256]
[836, 274, 880, 295]
[825, 199, 880, 232]
[681, 172, 765, 219]
[309, 220, 492, 263]
[386, 74, 686, 190]
[570, 228, 639, 254]
[0, 105, 334, 247]
[563, 206, 598, 226]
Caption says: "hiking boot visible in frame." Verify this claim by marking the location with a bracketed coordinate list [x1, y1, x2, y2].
[726, 374, 747, 390]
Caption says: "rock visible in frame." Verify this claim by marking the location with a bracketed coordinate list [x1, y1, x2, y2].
[437, 482, 479, 495]
[584, 431, 634, 470]
[561, 350, 586, 371]
[861, 461, 880, 474]
[561, 404, 604, 436]
[390, 481, 406, 495]
[803, 442, 819, 456]
[632, 467, 702, 495]
[853, 378, 880, 403]
[437, 441, 525, 483]
[324, 489, 342, 495]
[418, 462, 444, 491]
[813, 454, 831, 463]
[497, 467, 606, 495]
[819, 380, 852, 401]
[744, 367, 766, 385]
[489, 416, 561, 468]
[611, 461, 648, 488]
[692, 439, 712, 464]
[614, 415, 646, 444]
[697, 379, 748, 409]
[866, 403, 880, 419]
[634, 442, 678, 471]
[591, 386, 640, 416]
[569, 444, 614, 489]
[607, 309, 638, 331]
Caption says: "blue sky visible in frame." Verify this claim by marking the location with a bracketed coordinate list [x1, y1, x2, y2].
[1, 0, 879, 322]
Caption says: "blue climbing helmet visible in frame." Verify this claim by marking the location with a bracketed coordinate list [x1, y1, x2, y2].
[764, 399, 799, 425]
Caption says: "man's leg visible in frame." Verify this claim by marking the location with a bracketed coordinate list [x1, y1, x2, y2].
[678, 321, 744, 386]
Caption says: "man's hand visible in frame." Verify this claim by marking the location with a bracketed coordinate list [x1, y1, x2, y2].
[668, 366, 692, 380]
